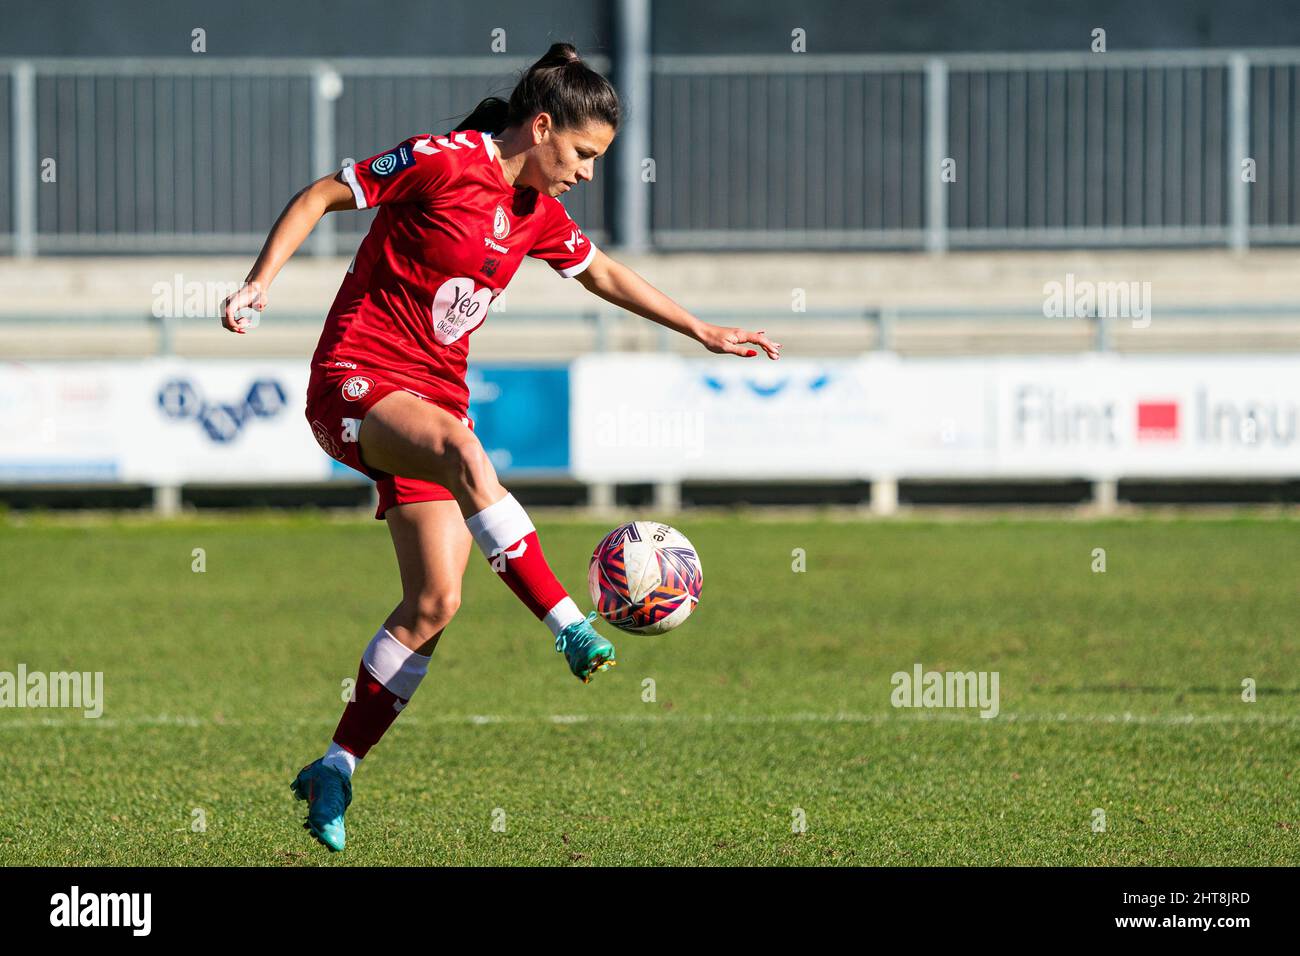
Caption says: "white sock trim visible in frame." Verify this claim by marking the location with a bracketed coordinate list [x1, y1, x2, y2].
[465, 493, 535, 558]
[361, 627, 432, 700]
[543, 596, 584, 638]
[322, 741, 359, 778]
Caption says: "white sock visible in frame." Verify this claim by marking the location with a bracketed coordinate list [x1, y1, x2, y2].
[464, 493, 535, 558]
[543, 596, 584, 638]
[465, 495, 584, 637]
[322, 741, 358, 778]
[361, 627, 432, 699]
[321, 628, 433, 779]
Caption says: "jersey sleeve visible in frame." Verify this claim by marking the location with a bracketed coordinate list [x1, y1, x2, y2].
[527, 195, 598, 278]
[339, 134, 455, 209]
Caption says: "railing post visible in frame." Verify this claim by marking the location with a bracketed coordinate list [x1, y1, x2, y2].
[614, 0, 652, 252]
[871, 476, 899, 516]
[312, 63, 341, 258]
[875, 307, 896, 351]
[157, 311, 175, 356]
[12, 61, 36, 258]
[656, 322, 670, 352]
[1093, 312, 1111, 352]
[153, 484, 181, 517]
[1228, 53, 1250, 253]
[924, 58, 948, 254]
[588, 482, 616, 511]
[1092, 477, 1118, 514]
[652, 480, 681, 514]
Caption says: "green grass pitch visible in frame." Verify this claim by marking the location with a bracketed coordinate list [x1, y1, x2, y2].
[0, 511, 1296, 866]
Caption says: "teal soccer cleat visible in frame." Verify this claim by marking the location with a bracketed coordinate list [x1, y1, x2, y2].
[291, 758, 352, 852]
[555, 611, 616, 683]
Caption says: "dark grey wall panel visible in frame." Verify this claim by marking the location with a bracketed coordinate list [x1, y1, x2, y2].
[0, 1, 610, 57]
[653, 0, 1300, 54]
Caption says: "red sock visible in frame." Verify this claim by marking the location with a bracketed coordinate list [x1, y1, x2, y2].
[331, 629, 430, 761]
[464, 493, 584, 636]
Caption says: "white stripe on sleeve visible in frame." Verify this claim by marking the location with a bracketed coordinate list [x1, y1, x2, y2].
[340, 164, 368, 210]
[556, 243, 597, 279]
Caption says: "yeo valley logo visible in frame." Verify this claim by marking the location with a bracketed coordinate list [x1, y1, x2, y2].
[431, 276, 494, 346]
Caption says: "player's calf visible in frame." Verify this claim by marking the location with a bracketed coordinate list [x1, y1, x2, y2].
[387, 590, 461, 655]
[294, 627, 435, 850]
[464, 492, 617, 680]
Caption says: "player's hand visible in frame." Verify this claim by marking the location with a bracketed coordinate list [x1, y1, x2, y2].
[220, 280, 268, 335]
[697, 323, 782, 360]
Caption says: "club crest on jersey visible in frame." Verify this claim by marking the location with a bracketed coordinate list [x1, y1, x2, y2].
[340, 375, 373, 401]
[493, 203, 510, 240]
[370, 147, 414, 177]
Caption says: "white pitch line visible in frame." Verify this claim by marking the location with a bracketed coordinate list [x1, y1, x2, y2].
[2, 710, 1300, 730]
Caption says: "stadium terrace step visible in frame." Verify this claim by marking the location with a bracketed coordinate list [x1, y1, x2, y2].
[4, 249, 1300, 315]
[3, 250, 1300, 359]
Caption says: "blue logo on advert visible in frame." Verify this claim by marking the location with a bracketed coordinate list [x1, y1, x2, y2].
[699, 372, 834, 397]
[157, 378, 287, 443]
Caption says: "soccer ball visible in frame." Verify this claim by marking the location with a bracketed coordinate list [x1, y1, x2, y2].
[588, 521, 703, 634]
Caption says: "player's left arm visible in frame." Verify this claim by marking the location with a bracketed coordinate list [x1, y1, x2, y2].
[575, 249, 782, 360]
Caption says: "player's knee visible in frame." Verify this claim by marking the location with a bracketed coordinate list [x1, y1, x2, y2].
[442, 433, 491, 491]
[410, 588, 461, 633]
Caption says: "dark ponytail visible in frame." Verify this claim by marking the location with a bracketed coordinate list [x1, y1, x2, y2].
[455, 96, 510, 136]
[454, 42, 621, 135]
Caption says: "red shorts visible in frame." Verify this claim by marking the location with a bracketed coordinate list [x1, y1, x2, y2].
[304, 363, 474, 520]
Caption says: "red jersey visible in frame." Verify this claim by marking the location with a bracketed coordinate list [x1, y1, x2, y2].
[311, 129, 596, 413]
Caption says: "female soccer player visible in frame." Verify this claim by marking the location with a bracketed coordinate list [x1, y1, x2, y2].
[221, 43, 780, 852]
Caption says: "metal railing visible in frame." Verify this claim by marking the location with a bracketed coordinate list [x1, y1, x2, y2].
[650, 49, 1300, 251]
[4, 48, 1300, 254]
[2, 56, 609, 257]
[648, 48, 1300, 250]
[3, 302, 1297, 358]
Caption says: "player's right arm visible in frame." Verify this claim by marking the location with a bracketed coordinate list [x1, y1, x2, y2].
[221, 172, 355, 334]
[222, 135, 454, 334]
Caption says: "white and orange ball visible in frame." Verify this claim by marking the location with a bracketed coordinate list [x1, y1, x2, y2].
[588, 521, 703, 634]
